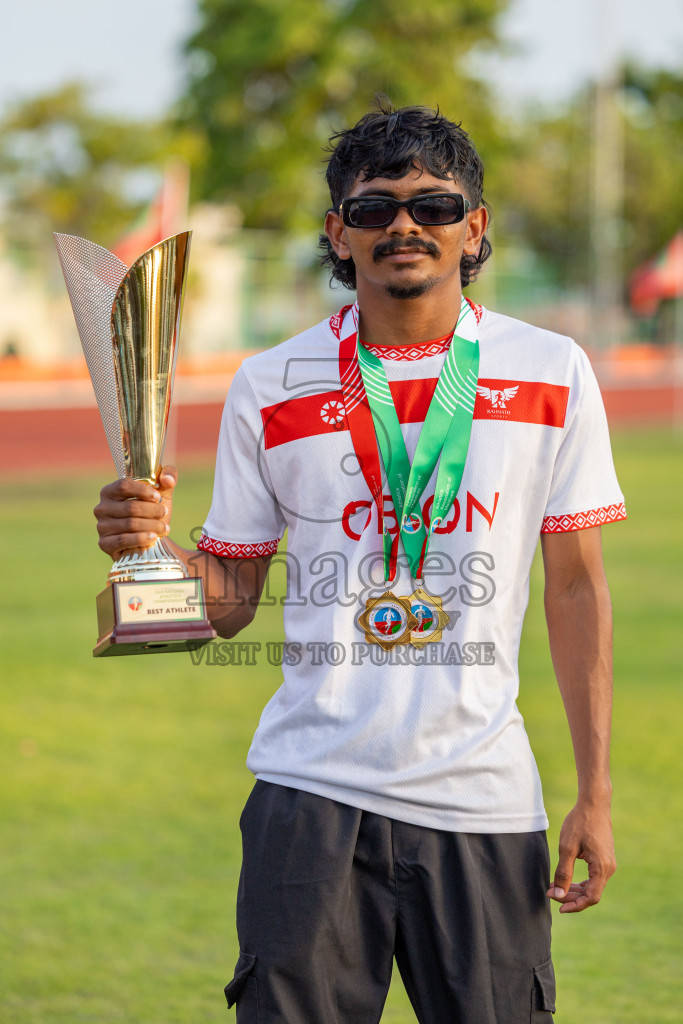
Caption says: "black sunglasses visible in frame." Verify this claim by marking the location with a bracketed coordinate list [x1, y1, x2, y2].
[339, 193, 471, 229]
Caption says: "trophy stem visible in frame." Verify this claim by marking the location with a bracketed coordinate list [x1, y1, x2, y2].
[108, 538, 187, 584]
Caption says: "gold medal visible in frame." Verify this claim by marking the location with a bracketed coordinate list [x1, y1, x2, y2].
[359, 592, 418, 651]
[400, 587, 449, 648]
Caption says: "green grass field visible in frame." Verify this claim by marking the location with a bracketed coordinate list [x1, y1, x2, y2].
[1, 427, 682, 1023]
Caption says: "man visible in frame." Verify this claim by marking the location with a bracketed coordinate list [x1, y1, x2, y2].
[95, 105, 624, 1023]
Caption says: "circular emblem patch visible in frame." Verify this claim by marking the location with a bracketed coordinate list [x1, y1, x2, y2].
[320, 400, 345, 426]
[411, 602, 435, 634]
[369, 600, 408, 639]
[402, 512, 422, 534]
[128, 596, 142, 611]
[429, 516, 442, 534]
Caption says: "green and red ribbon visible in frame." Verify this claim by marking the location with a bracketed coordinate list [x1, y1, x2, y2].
[339, 298, 479, 585]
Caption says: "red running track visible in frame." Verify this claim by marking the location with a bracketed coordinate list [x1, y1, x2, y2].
[0, 403, 224, 475]
[0, 387, 678, 475]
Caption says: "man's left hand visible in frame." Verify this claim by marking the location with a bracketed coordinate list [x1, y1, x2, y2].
[547, 802, 616, 913]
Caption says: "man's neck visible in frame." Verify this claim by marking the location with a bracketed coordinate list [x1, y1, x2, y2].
[355, 283, 464, 346]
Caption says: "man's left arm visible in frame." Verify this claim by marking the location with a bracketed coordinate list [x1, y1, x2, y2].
[541, 525, 617, 913]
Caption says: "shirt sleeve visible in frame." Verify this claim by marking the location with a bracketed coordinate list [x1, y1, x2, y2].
[198, 365, 287, 557]
[541, 344, 626, 533]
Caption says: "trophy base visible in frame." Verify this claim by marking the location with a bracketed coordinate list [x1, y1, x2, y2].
[95, 578, 216, 658]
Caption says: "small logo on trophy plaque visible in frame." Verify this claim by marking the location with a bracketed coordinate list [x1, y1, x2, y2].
[55, 231, 216, 657]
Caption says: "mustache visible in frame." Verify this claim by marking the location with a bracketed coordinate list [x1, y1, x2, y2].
[372, 237, 441, 262]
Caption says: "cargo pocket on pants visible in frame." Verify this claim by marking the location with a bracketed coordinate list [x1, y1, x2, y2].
[225, 951, 258, 1021]
[531, 958, 556, 1019]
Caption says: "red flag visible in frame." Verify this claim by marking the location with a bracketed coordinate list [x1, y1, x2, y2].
[112, 160, 190, 268]
[630, 232, 683, 316]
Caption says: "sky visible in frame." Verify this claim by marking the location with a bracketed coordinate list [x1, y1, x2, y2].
[1, 0, 682, 119]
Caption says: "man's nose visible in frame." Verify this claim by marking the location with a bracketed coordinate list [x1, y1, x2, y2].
[387, 207, 421, 234]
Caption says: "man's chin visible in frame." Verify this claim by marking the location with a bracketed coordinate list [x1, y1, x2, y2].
[384, 275, 439, 300]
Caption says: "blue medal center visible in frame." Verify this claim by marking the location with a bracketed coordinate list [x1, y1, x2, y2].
[411, 603, 434, 633]
[371, 604, 404, 636]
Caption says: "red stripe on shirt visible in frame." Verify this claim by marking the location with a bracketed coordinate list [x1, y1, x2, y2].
[474, 379, 569, 427]
[261, 379, 569, 450]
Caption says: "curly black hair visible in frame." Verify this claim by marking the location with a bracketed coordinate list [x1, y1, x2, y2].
[319, 103, 492, 290]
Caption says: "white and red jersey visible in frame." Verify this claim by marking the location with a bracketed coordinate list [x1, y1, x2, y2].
[199, 303, 625, 833]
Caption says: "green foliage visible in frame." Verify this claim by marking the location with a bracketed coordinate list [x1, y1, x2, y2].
[1, 427, 682, 1021]
[493, 99, 593, 287]
[0, 83, 202, 257]
[180, 0, 507, 231]
[621, 66, 683, 269]
[499, 66, 683, 288]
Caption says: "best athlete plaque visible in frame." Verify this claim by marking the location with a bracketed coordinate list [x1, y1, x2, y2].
[55, 231, 216, 657]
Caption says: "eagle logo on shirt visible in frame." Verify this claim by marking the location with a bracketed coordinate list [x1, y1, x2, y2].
[476, 385, 519, 409]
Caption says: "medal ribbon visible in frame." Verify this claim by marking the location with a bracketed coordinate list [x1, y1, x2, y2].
[339, 308, 401, 582]
[339, 298, 479, 584]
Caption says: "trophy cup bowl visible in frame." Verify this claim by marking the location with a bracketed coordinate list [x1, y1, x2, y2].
[54, 230, 216, 657]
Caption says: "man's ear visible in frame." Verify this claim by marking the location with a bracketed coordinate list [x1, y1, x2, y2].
[464, 204, 488, 256]
[325, 209, 352, 261]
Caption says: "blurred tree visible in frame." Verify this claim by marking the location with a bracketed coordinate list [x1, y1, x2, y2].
[0, 82, 202, 262]
[621, 67, 683, 271]
[180, 0, 508, 232]
[500, 66, 683, 289]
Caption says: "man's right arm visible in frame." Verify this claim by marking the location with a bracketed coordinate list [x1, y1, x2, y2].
[94, 466, 271, 639]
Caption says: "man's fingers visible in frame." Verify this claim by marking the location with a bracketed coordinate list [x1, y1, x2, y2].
[548, 806, 616, 912]
[99, 477, 163, 503]
[97, 516, 169, 541]
[96, 500, 170, 558]
[558, 892, 597, 913]
[156, 469, 176, 525]
[95, 497, 167, 523]
[548, 846, 615, 913]
[157, 465, 178, 500]
[547, 866, 612, 911]
[94, 469, 178, 562]
[583, 855, 615, 903]
[98, 531, 162, 559]
[97, 467, 177, 506]
[557, 880, 602, 913]
[548, 851, 576, 900]
[547, 881, 576, 900]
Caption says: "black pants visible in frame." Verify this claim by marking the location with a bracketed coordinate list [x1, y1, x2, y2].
[226, 782, 555, 1024]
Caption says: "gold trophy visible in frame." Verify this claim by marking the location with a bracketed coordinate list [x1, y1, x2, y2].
[54, 231, 216, 657]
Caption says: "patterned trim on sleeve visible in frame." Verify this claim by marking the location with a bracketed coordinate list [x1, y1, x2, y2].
[197, 535, 280, 558]
[541, 503, 627, 533]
